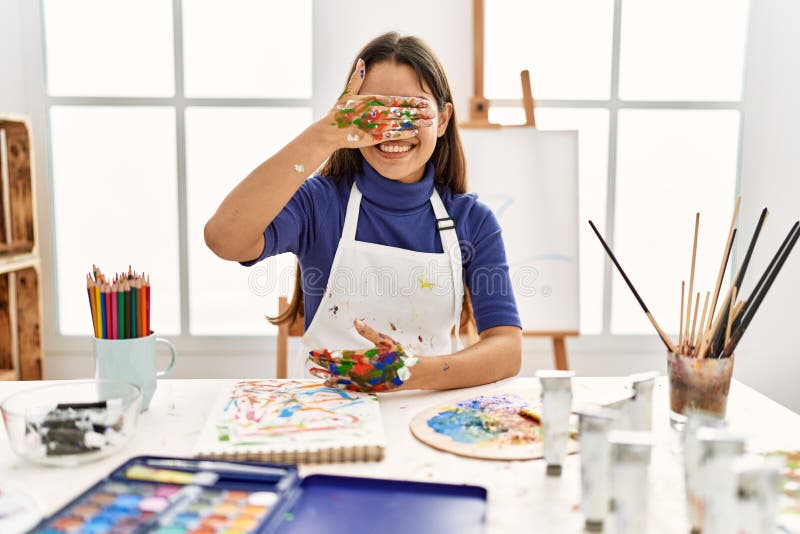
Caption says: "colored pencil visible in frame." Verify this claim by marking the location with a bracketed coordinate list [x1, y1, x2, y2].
[86, 276, 98, 338]
[131, 279, 138, 339]
[139, 278, 146, 337]
[100, 284, 107, 339]
[106, 284, 112, 338]
[145, 275, 151, 336]
[588, 220, 678, 353]
[94, 282, 102, 337]
[125, 281, 132, 339]
[118, 284, 126, 339]
[86, 267, 154, 340]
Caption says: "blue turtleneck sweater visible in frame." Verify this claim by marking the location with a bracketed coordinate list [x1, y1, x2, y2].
[243, 159, 521, 333]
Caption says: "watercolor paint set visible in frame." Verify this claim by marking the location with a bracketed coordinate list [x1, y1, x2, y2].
[30, 455, 487, 534]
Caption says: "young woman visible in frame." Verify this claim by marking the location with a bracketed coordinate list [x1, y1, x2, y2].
[205, 32, 521, 391]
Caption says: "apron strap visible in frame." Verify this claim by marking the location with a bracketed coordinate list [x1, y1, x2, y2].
[429, 189, 464, 353]
[342, 183, 363, 241]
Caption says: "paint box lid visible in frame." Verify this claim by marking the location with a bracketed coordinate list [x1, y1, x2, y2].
[264, 474, 487, 534]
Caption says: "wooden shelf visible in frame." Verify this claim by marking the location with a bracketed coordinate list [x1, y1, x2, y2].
[0, 368, 16, 381]
[0, 252, 39, 275]
[1, 116, 43, 381]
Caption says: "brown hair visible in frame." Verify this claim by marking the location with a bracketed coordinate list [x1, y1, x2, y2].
[269, 32, 475, 333]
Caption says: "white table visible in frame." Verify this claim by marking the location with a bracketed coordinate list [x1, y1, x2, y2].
[2, 377, 799, 533]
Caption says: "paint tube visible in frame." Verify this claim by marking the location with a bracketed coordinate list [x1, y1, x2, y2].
[609, 430, 653, 534]
[605, 394, 634, 430]
[734, 454, 783, 534]
[536, 370, 575, 476]
[575, 405, 619, 532]
[628, 371, 658, 431]
[696, 427, 746, 534]
[682, 409, 726, 533]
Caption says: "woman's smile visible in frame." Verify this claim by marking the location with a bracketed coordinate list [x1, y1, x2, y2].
[375, 141, 417, 158]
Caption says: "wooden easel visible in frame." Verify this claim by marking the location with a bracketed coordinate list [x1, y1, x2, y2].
[460, 0, 577, 370]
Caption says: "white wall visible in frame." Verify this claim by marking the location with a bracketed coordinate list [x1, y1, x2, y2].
[735, 0, 800, 411]
[0, 0, 27, 114]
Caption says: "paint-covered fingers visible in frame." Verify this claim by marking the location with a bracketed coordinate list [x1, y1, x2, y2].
[340, 58, 366, 98]
[362, 105, 436, 121]
[357, 96, 432, 109]
[354, 320, 397, 350]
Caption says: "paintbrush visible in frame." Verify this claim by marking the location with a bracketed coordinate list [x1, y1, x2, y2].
[684, 213, 700, 354]
[706, 197, 742, 333]
[709, 208, 769, 355]
[731, 219, 799, 336]
[722, 222, 800, 357]
[588, 220, 677, 353]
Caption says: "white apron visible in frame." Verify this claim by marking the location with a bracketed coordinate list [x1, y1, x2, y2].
[290, 182, 464, 378]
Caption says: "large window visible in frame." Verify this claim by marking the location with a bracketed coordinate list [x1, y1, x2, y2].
[40, 0, 749, 344]
[486, 0, 748, 335]
[44, 0, 311, 337]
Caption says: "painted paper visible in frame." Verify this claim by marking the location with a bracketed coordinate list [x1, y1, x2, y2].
[194, 380, 386, 457]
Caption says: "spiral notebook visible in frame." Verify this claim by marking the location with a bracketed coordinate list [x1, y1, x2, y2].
[193, 380, 386, 464]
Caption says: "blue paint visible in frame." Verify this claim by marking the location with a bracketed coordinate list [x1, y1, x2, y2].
[427, 409, 500, 444]
[279, 404, 302, 418]
[296, 387, 355, 399]
[427, 395, 535, 444]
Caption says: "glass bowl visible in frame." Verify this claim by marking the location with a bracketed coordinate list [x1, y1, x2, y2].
[1, 380, 141, 467]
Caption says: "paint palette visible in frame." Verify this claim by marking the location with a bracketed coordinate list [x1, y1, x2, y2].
[31, 455, 488, 534]
[31, 456, 288, 534]
[410, 393, 580, 461]
[37, 483, 274, 533]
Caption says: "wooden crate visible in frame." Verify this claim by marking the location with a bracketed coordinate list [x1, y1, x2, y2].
[0, 115, 43, 381]
[0, 265, 44, 380]
[0, 118, 36, 255]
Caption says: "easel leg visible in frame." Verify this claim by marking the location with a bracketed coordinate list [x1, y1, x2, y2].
[552, 336, 569, 370]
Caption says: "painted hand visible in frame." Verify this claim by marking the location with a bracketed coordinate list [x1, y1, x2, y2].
[326, 58, 435, 146]
[307, 320, 418, 392]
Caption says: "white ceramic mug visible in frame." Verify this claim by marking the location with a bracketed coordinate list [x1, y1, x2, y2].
[93, 334, 176, 411]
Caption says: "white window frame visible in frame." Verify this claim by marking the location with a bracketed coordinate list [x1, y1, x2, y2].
[19, 0, 744, 365]
[488, 0, 744, 339]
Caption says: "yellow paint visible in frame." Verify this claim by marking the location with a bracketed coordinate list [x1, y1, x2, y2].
[418, 277, 433, 290]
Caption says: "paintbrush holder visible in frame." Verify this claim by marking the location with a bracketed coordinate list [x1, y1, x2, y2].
[667, 351, 734, 429]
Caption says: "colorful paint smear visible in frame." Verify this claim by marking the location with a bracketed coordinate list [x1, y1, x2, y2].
[204, 380, 384, 450]
[764, 450, 800, 530]
[427, 395, 543, 446]
[308, 344, 416, 393]
[332, 96, 432, 141]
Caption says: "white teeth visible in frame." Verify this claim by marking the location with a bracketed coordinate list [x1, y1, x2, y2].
[379, 143, 413, 153]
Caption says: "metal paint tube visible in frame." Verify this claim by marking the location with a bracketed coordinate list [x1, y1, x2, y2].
[696, 428, 747, 534]
[575, 405, 619, 532]
[536, 370, 575, 476]
[734, 454, 783, 534]
[609, 431, 653, 534]
[605, 394, 634, 430]
[628, 371, 658, 431]
[682, 410, 727, 533]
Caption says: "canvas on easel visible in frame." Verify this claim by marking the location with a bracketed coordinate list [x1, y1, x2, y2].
[460, 0, 580, 369]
